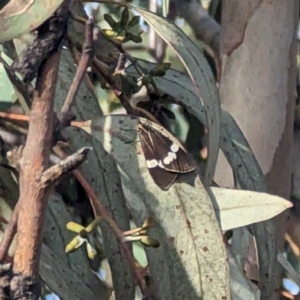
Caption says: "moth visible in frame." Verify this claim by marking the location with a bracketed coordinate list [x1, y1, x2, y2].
[137, 118, 195, 190]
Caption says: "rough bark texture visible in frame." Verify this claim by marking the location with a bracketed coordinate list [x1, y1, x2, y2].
[217, 0, 297, 198]
[11, 51, 60, 300]
[14, 55, 58, 268]
[216, 0, 298, 299]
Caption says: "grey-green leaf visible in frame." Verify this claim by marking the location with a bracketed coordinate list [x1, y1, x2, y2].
[77, 114, 231, 300]
[209, 187, 292, 231]
[0, 0, 65, 43]
[0, 54, 17, 110]
[132, 6, 221, 186]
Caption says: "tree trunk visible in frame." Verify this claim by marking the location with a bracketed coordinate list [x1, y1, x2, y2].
[215, 1, 299, 298]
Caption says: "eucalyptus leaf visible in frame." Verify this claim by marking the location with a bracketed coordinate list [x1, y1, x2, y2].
[0, 53, 17, 110]
[127, 60, 277, 295]
[56, 49, 135, 300]
[75, 114, 231, 300]
[126, 60, 265, 192]
[42, 194, 109, 300]
[227, 248, 261, 300]
[230, 227, 252, 270]
[0, 172, 109, 300]
[132, 6, 221, 186]
[209, 187, 292, 231]
[133, 242, 148, 268]
[0, 0, 65, 43]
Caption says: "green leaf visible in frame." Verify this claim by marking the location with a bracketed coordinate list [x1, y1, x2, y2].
[42, 194, 109, 299]
[75, 114, 231, 300]
[126, 61, 277, 296]
[228, 248, 261, 300]
[150, 62, 171, 77]
[132, 6, 221, 186]
[0, 53, 17, 111]
[0, 0, 65, 43]
[56, 49, 135, 300]
[133, 242, 148, 268]
[125, 32, 142, 43]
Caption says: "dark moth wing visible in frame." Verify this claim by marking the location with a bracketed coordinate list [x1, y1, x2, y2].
[138, 119, 195, 190]
[147, 165, 178, 191]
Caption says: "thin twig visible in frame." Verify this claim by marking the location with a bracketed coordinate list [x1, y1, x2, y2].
[0, 203, 19, 263]
[92, 57, 137, 114]
[92, 57, 160, 124]
[60, 18, 94, 124]
[0, 56, 32, 112]
[40, 147, 91, 184]
[167, 0, 177, 21]
[67, 43, 96, 93]
[0, 112, 30, 122]
[98, 21, 161, 95]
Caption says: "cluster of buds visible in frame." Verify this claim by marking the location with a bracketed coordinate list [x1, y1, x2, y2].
[65, 217, 159, 260]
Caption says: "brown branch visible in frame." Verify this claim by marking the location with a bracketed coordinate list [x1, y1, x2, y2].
[0, 112, 29, 123]
[9, 49, 60, 299]
[171, 0, 220, 53]
[170, 0, 221, 80]
[40, 147, 91, 184]
[12, 47, 60, 279]
[60, 18, 94, 126]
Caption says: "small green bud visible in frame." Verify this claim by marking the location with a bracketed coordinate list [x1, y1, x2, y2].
[150, 63, 171, 77]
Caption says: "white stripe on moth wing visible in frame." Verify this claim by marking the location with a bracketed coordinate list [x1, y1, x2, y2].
[170, 143, 179, 153]
[147, 159, 159, 168]
[147, 153, 177, 168]
[158, 161, 164, 168]
[163, 152, 177, 164]
[146, 142, 180, 168]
